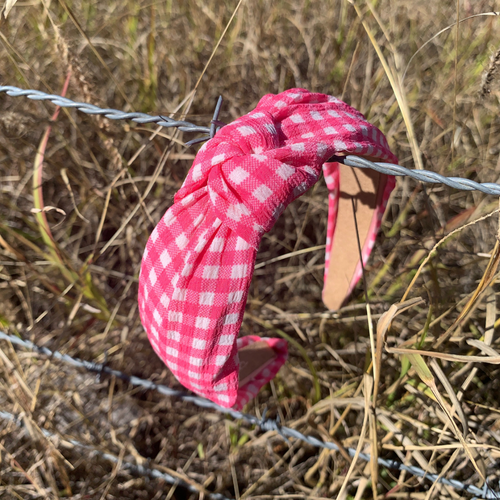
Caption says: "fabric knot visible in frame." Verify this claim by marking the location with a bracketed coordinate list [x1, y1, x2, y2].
[174, 89, 396, 249]
[138, 88, 398, 410]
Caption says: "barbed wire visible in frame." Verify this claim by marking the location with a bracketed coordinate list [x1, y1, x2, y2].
[1, 331, 499, 499]
[331, 155, 500, 196]
[0, 408, 233, 500]
[0, 85, 216, 141]
[3, 85, 500, 196]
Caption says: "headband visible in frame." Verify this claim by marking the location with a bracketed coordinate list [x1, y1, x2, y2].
[138, 88, 398, 409]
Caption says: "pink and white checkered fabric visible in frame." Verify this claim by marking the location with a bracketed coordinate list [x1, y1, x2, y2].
[138, 88, 398, 409]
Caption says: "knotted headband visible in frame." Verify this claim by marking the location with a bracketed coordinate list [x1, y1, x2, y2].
[138, 88, 398, 409]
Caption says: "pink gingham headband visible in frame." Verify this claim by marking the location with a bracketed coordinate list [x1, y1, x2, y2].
[138, 88, 398, 409]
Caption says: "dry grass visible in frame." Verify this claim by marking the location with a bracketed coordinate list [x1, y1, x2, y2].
[1, 0, 500, 498]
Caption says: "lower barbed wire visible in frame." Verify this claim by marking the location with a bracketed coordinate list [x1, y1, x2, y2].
[1, 331, 499, 499]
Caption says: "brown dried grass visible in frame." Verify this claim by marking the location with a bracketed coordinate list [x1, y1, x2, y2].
[1, 0, 500, 498]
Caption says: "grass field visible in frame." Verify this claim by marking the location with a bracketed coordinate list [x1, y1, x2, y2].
[1, 0, 500, 498]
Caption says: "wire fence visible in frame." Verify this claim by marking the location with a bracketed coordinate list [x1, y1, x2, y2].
[0, 85, 220, 145]
[1, 331, 499, 499]
[1, 85, 500, 498]
[331, 155, 500, 196]
[3, 84, 500, 195]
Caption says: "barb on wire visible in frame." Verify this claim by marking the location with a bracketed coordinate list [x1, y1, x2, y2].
[1, 331, 499, 499]
[259, 408, 288, 441]
[0, 85, 214, 142]
[330, 155, 500, 196]
[184, 95, 224, 146]
[0, 409, 232, 500]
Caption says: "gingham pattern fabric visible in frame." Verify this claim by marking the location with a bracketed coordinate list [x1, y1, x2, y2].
[138, 88, 398, 409]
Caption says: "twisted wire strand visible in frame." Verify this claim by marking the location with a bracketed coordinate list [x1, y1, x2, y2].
[0, 85, 211, 135]
[1, 331, 498, 499]
[4, 85, 500, 197]
[332, 155, 500, 196]
[0, 409, 232, 500]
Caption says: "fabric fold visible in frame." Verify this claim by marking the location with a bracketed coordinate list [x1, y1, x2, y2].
[138, 88, 398, 409]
